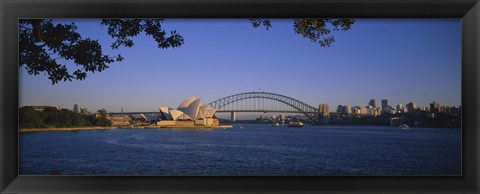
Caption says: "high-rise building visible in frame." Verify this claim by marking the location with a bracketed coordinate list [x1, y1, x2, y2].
[406, 102, 417, 113]
[366, 106, 380, 116]
[318, 103, 329, 116]
[318, 103, 330, 124]
[352, 107, 361, 115]
[360, 106, 367, 115]
[430, 101, 440, 113]
[396, 104, 404, 113]
[337, 105, 345, 114]
[369, 99, 376, 108]
[345, 105, 352, 114]
[381, 99, 388, 109]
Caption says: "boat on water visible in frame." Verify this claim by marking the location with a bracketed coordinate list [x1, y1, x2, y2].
[287, 121, 304, 127]
[398, 124, 409, 129]
[272, 122, 280, 127]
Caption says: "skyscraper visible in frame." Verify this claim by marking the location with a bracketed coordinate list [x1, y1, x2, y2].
[396, 104, 404, 113]
[381, 99, 388, 109]
[337, 105, 345, 114]
[319, 103, 329, 116]
[369, 99, 376, 108]
[430, 101, 440, 113]
[345, 105, 352, 114]
[318, 103, 330, 124]
[406, 101, 417, 113]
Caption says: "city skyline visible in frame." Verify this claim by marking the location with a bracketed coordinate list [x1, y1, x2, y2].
[19, 19, 461, 115]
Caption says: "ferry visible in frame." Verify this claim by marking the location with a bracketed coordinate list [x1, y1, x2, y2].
[287, 121, 304, 127]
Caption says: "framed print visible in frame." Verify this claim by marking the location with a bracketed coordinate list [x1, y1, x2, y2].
[1, 0, 479, 193]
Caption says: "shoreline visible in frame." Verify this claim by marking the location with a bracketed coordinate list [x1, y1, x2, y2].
[19, 125, 233, 133]
[19, 127, 117, 133]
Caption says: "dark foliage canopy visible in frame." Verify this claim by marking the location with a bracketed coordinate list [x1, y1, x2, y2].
[19, 106, 112, 128]
[19, 19, 184, 84]
[250, 18, 355, 47]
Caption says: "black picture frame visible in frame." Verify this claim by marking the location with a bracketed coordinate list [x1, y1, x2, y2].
[1, 0, 479, 193]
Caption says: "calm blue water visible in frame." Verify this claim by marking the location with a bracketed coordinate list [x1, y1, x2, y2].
[19, 125, 461, 176]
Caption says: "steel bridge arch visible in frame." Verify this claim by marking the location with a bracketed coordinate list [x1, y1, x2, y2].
[208, 92, 319, 123]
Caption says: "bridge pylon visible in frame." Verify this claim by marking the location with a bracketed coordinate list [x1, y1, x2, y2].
[317, 103, 330, 124]
[231, 112, 236, 122]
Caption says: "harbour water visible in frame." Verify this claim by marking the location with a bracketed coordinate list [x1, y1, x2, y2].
[19, 124, 461, 176]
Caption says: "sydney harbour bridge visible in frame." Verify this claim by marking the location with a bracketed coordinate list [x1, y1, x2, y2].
[110, 92, 324, 124]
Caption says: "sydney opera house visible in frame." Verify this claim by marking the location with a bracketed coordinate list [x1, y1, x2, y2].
[157, 96, 219, 127]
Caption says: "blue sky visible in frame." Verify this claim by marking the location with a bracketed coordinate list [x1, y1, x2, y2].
[20, 19, 461, 117]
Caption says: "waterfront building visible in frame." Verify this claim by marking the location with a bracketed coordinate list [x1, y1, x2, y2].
[80, 108, 91, 115]
[177, 96, 196, 113]
[95, 108, 109, 118]
[360, 106, 367, 115]
[336, 105, 358, 115]
[369, 99, 376, 108]
[367, 108, 374, 116]
[366, 106, 381, 117]
[337, 105, 346, 114]
[108, 116, 131, 126]
[352, 106, 361, 115]
[157, 96, 218, 127]
[139, 114, 161, 123]
[337, 105, 343, 114]
[159, 107, 174, 120]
